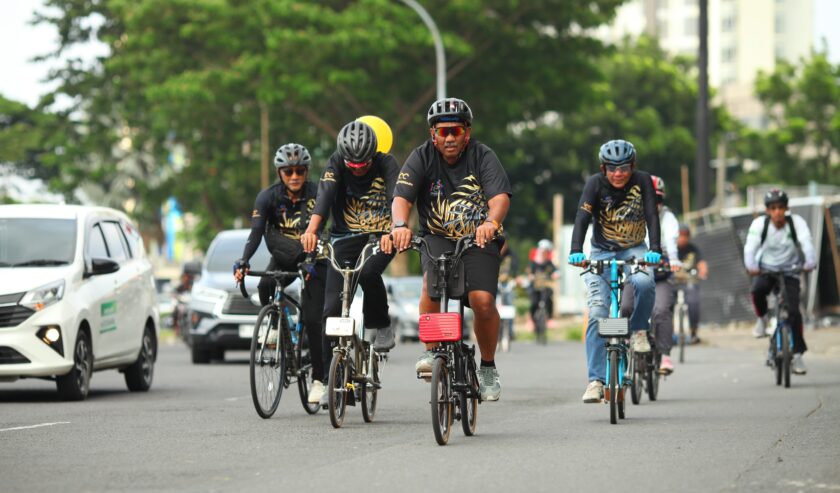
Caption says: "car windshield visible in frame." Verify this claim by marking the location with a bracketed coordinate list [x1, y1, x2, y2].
[206, 235, 271, 273]
[0, 218, 76, 267]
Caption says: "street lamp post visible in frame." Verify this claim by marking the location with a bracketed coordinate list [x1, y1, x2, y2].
[398, 0, 446, 100]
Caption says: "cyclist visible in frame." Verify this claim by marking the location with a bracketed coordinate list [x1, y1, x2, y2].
[743, 189, 816, 374]
[568, 139, 662, 403]
[529, 239, 558, 336]
[674, 224, 708, 344]
[497, 242, 518, 346]
[388, 97, 512, 402]
[300, 120, 398, 359]
[233, 143, 328, 404]
[621, 175, 680, 373]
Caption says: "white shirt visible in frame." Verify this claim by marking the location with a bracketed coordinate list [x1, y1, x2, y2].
[743, 214, 816, 272]
[660, 206, 680, 263]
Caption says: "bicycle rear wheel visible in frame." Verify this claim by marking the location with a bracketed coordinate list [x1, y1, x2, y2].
[678, 306, 687, 363]
[296, 330, 320, 415]
[781, 326, 791, 388]
[630, 352, 642, 405]
[250, 306, 285, 419]
[328, 351, 348, 428]
[431, 357, 453, 445]
[460, 356, 478, 436]
[534, 307, 547, 345]
[361, 350, 379, 423]
[608, 350, 618, 424]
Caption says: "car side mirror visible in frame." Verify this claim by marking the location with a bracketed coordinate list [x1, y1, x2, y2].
[86, 258, 120, 277]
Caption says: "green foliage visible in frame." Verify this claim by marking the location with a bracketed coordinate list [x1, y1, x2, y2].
[737, 51, 840, 187]
[495, 36, 731, 239]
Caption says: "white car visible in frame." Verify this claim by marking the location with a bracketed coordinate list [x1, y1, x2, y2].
[0, 204, 159, 400]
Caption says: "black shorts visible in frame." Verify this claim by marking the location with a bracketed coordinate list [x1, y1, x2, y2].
[420, 235, 503, 301]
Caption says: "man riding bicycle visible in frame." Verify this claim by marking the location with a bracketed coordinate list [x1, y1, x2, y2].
[674, 224, 708, 344]
[568, 139, 661, 404]
[529, 239, 558, 336]
[743, 189, 816, 374]
[388, 97, 512, 402]
[300, 120, 399, 363]
[234, 143, 328, 404]
[621, 175, 680, 374]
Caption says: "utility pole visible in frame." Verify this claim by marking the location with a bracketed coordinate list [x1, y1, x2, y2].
[695, 0, 710, 209]
[398, 0, 446, 100]
[260, 104, 269, 189]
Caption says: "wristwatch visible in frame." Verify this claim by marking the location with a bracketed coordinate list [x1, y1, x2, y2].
[393, 221, 408, 229]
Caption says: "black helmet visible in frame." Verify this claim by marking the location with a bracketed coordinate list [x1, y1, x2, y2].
[337, 121, 377, 165]
[764, 188, 788, 207]
[427, 97, 473, 127]
[273, 143, 311, 169]
[599, 139, 636, 166]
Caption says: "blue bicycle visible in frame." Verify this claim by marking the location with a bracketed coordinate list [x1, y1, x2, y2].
[763, 268, 801, 389]
[578, 258, 647, 424]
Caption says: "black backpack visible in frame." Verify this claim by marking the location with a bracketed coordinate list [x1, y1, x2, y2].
[760, 214, 798, 246]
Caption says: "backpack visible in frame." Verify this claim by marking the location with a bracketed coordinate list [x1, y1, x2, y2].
[760, 214, 798, 246]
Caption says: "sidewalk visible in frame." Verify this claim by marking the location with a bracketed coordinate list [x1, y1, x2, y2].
[698, 323, 840, 359]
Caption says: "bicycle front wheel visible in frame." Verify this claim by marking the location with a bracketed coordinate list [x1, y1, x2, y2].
[646, 352, 660, 401]
[678, 306, 687, 363]
[630, 352, 642, 405]
[250, 306, 285, 418]
[328, 351, 348, 428]
[781, 326, 791, 389]
[534, 308, 547, 345]
[361, 350, 379, 423]
[296, 330, 320, 415]
[431, 357, 453, 445]
[608, 350, 618, 424]
[460, 356, 478, 436]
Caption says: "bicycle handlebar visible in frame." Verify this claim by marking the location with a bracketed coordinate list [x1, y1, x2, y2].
[410, 233, 487, 261]
[573, 258, 652, 276]
[317, 234, 380, 275]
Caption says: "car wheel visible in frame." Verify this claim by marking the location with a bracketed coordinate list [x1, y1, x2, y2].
[191, 346, 212, 364]
[125, 325, 156, 391]
[56, 330, 93, 401]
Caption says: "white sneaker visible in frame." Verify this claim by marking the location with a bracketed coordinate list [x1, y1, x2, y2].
[307, 380, 325, 403]
[792, 354, 807, 375]
[753, 316, 768, 338]
[415, 350, 435, 373]
[582, 381, 604, 403]
[266, 329, 279, 345]
[631, 331, 651, 353]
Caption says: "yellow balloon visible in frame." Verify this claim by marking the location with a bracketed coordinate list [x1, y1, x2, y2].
[357, 115, 393, 154]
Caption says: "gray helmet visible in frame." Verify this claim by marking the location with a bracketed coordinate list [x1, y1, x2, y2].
[273, 143, 311, 169]
[764, 188, 788, 207]
[427, 97, 473, 127]
[337, 121, 377, 164]
[599, 139, 636, 166]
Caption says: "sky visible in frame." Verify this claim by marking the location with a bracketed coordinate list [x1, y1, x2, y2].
[1, 0, 839, 108]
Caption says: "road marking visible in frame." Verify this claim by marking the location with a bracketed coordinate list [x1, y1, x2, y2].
[0, 422, 70, 432]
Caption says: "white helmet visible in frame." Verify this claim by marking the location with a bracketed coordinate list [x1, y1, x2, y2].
[538, 239, 553, 250]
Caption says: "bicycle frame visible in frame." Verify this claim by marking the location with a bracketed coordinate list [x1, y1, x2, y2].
[765, 270, 797, 357]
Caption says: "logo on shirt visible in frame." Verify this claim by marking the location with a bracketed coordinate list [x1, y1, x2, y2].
[252, 209, 260, 218]
[322, 171, 336, 183]
[397, 172, 413, 187]
[429, 179, 444, 198]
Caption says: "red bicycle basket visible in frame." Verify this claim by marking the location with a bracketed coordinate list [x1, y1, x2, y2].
[418, 313, 462, 343]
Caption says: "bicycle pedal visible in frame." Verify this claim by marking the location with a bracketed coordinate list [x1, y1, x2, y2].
[417, 371, 432, 382]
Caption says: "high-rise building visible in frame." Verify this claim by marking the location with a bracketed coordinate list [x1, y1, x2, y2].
[594, 0, 815, 127]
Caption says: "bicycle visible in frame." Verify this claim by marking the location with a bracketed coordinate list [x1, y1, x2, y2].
[674, 268, 698, 364]
[319, 235, 384, 428]
[496, 280, 515, 353]
[532, 284, 551, 345]
[577, 258, 648, 424]
[412, 234, 481, 446]
[239, 263, 320, 418]
[763, 268, 800, 389]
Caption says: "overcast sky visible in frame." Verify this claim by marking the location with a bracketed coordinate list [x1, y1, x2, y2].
[1, 0, 838, 108]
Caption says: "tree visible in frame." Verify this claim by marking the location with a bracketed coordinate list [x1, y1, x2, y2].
[494, 36, 732, 246]
[737, 51, 840, 187]
[29, 0, 625, 248]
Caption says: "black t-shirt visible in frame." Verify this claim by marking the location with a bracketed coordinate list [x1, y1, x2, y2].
[395, 140, 512, 240]
[313, 151, 399, 236]
[241, 181, 318, 262]
[570, 171, 661, 253]
[678, 243, 702, 269]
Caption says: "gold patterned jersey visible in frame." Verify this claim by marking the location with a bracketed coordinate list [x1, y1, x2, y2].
[313, 152, 399, 235]
[395, 140, 512, 240]
[570, 172, 661, 253]
[241, 181, 317, 263]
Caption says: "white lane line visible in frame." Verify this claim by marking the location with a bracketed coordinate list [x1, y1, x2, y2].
[0, 421, 70, 432]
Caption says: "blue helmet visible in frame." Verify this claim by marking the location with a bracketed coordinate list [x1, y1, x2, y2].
[599, 139, 636, 166]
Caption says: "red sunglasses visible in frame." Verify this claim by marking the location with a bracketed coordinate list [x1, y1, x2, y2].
[433, 126, 466, 138]
[344, 159, 371, 169]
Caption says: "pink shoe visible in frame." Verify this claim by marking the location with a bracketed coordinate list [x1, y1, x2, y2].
[659, 355, 674, 375]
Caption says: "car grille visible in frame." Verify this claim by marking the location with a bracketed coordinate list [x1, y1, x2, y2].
[0, 292, 24, 305]
[0, 346, 30, 364]
[222, 294, 261, 316]
[0, 303, 35, 328]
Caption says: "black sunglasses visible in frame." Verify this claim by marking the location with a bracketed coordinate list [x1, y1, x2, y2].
[281, 167, 307, 177]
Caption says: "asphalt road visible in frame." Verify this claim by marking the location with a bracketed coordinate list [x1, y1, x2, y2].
[1, 337, 838, 493]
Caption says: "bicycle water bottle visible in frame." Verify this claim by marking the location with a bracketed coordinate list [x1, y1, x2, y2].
[285, 308, 299, 345]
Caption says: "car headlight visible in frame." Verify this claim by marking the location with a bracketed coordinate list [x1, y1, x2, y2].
[191, 285, 227, 303]
[20, 280, 65, 311]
